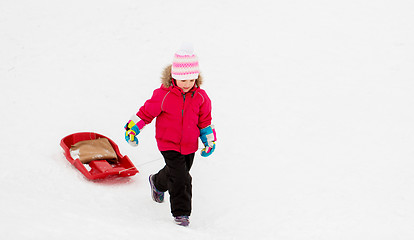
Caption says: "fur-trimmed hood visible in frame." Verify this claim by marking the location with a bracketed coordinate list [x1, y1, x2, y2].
[161, 64, 203, 88]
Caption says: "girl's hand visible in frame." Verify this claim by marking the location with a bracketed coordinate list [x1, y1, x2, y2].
[200, 125, 216, 157]
[201, 142, 216, 157]
[124, 115, 146, 147]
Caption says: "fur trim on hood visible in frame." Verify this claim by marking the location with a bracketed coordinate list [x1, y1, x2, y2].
[161, 64, 203, 88]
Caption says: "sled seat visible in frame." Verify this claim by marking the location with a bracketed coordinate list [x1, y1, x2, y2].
[89, 160, 126, 174]
[89, 160, 113, 173]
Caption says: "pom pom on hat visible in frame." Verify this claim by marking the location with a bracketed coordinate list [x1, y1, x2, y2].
[171, 42, 200, 80]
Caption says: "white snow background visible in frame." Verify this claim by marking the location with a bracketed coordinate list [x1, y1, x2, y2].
[1, 0, 414, 239]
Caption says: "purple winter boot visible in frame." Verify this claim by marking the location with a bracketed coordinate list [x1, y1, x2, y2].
[149, 174, 164, 203]
[174, 216, 190, 227]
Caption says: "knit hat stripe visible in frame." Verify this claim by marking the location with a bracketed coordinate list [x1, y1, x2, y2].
[174, 53, 196, 58]
[172, 62, 199, 68]
[173, 56, 197, 63]
[172, 71, 200, 76]
[172, 66, 199, 74]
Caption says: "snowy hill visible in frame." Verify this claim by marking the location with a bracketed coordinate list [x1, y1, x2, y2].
[1, 0, 414, 239]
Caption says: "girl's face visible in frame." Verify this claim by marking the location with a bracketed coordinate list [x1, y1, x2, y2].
[176, 79, 196, 93]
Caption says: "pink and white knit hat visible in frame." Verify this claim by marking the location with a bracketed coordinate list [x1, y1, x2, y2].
[171, 42, 200, 80]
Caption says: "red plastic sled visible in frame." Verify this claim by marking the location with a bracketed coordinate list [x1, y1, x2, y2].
[60, 132, 138, 180]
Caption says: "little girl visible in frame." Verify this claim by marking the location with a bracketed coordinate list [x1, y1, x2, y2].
[124, 43, 216, 226]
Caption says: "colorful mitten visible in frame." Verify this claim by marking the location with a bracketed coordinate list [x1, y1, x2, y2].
[200, 125, 217, 157]
[124, 115, 146, 147]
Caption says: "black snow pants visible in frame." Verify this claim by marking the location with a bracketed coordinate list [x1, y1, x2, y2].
[153, 150, 195, 217]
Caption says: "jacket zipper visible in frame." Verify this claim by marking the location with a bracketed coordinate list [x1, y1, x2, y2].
[179, 93, 186, 152]
[182, 93, 186, 116]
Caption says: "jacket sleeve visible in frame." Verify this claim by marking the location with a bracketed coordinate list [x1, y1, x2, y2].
[198, 90, 212, 129]
[136, 88, 164, 124]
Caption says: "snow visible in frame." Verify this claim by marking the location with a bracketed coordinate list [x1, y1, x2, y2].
[69, 149, 80, 161]
[1, 0, 414, 239]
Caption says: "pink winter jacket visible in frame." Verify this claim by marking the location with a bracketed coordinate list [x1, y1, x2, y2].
[136, 75, 212, 155]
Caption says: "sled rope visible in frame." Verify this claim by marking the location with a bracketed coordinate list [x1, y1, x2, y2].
[136, 157, 164, 167]
[135, 148, 205, 167]
[118, 167, 137, 174]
